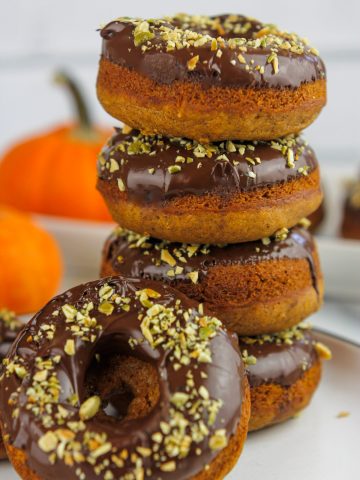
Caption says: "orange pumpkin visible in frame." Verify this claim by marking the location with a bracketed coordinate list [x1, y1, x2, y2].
[0, 206, 62, 314]
[0, 72, 112, 222]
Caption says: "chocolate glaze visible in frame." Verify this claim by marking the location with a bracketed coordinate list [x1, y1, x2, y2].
[0, 310, 22, 363]
[102, 226, 319, 295]
[0, 310, 22, 454]
[239, 329, 318, 388]
[0, 277, 245, 480]
[100, 14, 326, 89]
[98, 129, 318, 205]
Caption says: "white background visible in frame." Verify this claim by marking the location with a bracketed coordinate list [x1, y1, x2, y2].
[0, 0, 360, 166]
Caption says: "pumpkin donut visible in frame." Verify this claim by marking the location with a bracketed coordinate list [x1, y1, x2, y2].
[97, 14, 326, 142]
[0, 276, 250, 480]
[239, 324, 331, 431]
[0, 309, 22, 460]
[101, 225, 323, 336]
[97, 128, 322, 244]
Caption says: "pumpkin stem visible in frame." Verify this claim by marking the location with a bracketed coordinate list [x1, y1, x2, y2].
[54, 71, 99, 141]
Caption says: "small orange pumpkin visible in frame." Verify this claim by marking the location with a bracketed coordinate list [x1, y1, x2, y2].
[0, 206, 63, 314]
[0, 72, 112, 222]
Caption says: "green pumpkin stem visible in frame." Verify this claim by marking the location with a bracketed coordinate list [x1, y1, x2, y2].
[54, 71, 98, 140]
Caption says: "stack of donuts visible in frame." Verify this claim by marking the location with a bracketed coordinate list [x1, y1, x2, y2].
[0, 13, 332, 480]
[97, 11, 331, 430]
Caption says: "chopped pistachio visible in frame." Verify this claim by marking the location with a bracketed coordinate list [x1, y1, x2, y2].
[109, 158, 119, 173]
[187, 54, 200, 71]
[160, 461, 176, 472]
[298, 217, 311, 229]
[64, 339, 76, 356]
[133, 21, 155, 47]
[38, 431, 58, 453]
[161, 249, 177, 267]
[98, 302, 115, 316]
[209, 429, 228, 450]
[122, 124, 133, 134]
[315, 342, 332, 360]
[79, 395, 101, 421]
[117, 178, 126, 192]
[167, 165, 182, 174]
[187, 271, 199, 284]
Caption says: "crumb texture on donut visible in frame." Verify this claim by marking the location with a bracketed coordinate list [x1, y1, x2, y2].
[248, 361, 321, 431]
[85, 355, 160, 421]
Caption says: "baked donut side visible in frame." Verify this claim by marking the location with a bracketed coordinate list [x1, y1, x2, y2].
[97, 59, 326, 143]
[341, 180, 360, 240]
[97, 15, 326, 142]
[0, 277, 250, 480]
[239, 325, 331, 431]
[307, 200, 325, 233]
[101, 226, 323, 336]
[97, 130, 322, 244]
[0, 309, 23, 460]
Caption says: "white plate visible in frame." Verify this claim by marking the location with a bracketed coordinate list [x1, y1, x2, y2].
[1, 330, 359, 480]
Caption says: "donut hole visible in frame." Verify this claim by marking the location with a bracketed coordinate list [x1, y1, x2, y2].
[85, 354, 160, 422]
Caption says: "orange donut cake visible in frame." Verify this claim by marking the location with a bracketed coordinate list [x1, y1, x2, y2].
[97, 129, 322, 244]
[97, 14, 326, 142]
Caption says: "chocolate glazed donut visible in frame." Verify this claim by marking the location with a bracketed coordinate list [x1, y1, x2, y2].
[101, 226, 323, 335]
[97, 14, 326, 142]
[239, 325, 331, 431]
[0, 309, 23, 460]
[0, 277, 250, 480]
[97, 129, 322, 244]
